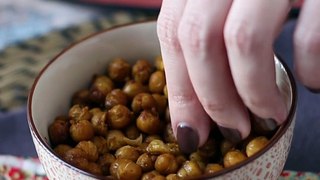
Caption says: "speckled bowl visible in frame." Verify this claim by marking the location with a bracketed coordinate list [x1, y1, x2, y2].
[27, 21, 297, 180]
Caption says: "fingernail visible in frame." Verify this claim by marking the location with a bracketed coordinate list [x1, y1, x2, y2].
[218, 126, 242, 144]
[305, 87, 320, 94]
[177, 123, 199, 154]
[253, 115, 278, 131]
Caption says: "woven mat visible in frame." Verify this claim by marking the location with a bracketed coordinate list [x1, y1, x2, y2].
[0, 11, 157, 111]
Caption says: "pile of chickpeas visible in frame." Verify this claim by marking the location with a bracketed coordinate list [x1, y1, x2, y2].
[48, 57, 273, 180]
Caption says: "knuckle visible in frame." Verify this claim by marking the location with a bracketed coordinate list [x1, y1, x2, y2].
[178, 14, 218, 52]
[157, 13, 180, 51]
[200, 98, 227, 116]
[294, 29, 320, 54]
[224, 22, 268, 55]
[169, 91, 196, 107]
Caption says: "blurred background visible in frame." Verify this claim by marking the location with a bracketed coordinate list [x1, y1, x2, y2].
[1, 0, 319, 179]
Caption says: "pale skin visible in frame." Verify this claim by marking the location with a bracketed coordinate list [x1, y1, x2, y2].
[157, 0, 320, 149]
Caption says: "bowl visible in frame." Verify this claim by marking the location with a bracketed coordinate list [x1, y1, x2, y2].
[27, 21, 297, 179]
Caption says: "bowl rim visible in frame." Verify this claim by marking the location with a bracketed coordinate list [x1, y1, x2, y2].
[27, 20, 297, 179]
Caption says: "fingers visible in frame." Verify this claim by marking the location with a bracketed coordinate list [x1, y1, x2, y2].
[294, 0, 320, 91]
[157, 0, 211, 153]
[178, 0, 251, 142]
[224, 0, 290, 124]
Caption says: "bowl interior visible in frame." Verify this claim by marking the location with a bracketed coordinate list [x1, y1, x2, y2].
[28, 21, 295, 178]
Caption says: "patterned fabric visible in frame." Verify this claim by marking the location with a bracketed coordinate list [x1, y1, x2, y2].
[0, 11, 157, 111]
[0, 156, 319, 180]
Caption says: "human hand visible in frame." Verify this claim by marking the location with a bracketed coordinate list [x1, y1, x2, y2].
[157, 0, 319, 154]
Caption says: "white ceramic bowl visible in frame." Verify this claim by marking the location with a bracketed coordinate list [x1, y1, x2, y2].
[27, 21, 297, 180]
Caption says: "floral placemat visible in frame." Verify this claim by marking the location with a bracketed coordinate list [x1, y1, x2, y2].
[0, 155, 319, 180]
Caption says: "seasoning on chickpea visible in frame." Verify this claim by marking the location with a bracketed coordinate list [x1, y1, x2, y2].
[115, 145, 140, 162]
[75, 141, 99, 162]
[136, 153, 154, 172]
[108, 104, 132, 129]
[91, 110, 108, 136]
[105, 89, 128, 110]
[89, 75, 114, 104]
[155, 153, 179, 175]
[108, 58, 131, 82]
[123, 80, 148, 100]
[131, 93, 157, 113]
[136, 110, 161, 135]
[132, 59, 153, 84]
[110, 158, 142, 180]
[69, 120, 94, 142]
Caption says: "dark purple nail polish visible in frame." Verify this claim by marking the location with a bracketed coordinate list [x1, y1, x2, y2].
[218, 126, 242, 144]
[252, 115, 278, 132]
[177, 124, 199, 154]
[306, 87, 320, 94]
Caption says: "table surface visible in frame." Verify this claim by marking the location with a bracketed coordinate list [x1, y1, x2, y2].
[0, 0, 320, 176]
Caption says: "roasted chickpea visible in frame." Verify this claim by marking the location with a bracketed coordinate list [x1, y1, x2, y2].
[106, 130, 142, 151]
[136, 110, 160, 134]
[108, 104, 132, 129]
[220, 139, 235, 157]
[123, 80, 148, 100]
[76, 141, 99, 162]
[164, 123, 177, 143]
[177, 161, 202, 178]
[136, 153, 154, 172]
[69, 104, 92, 122]
[71, 89, 90, 105]
[246, 136, 269, 157]
[89, 107, 102, 115]
[125, 125, 140, 139]
[105, 89, 128, 109]
[70, 120, 94, 142]
[198, 138, 217, 159]
[147, 140, 180, 155]
[153, 175, 166, 180]
[92, 136, 109, 155]
[166, 174, 179, 180]
[115, 145, 140, 162]
[176, 155, 187, 166]
[152, 94, 167, 115]
[223, 149, 247, 168]
[89, 75, 114, 104]
[154, 56, 164, 71]
[141, 170, 160, 180]
[132, 59, 153, 84]
[149, 71, 166, 94]
[106, 130, 127, 151]
[108, 58, 131, 82]
[87, 162, 103, 175]
[64, 148, 89, 171]
[48, 119, 70, 146]
[163, 85, 168, 98]
[144, 135, 161, 144]
[53, 144, 72, 158]
[91, 110, 108, 136]
[131, 93, 157, 113]
[98, 153, 116, 175]
[110, 158, 142, 180]
[155, 153, 178, 175]
[204, 164, 224, 174]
